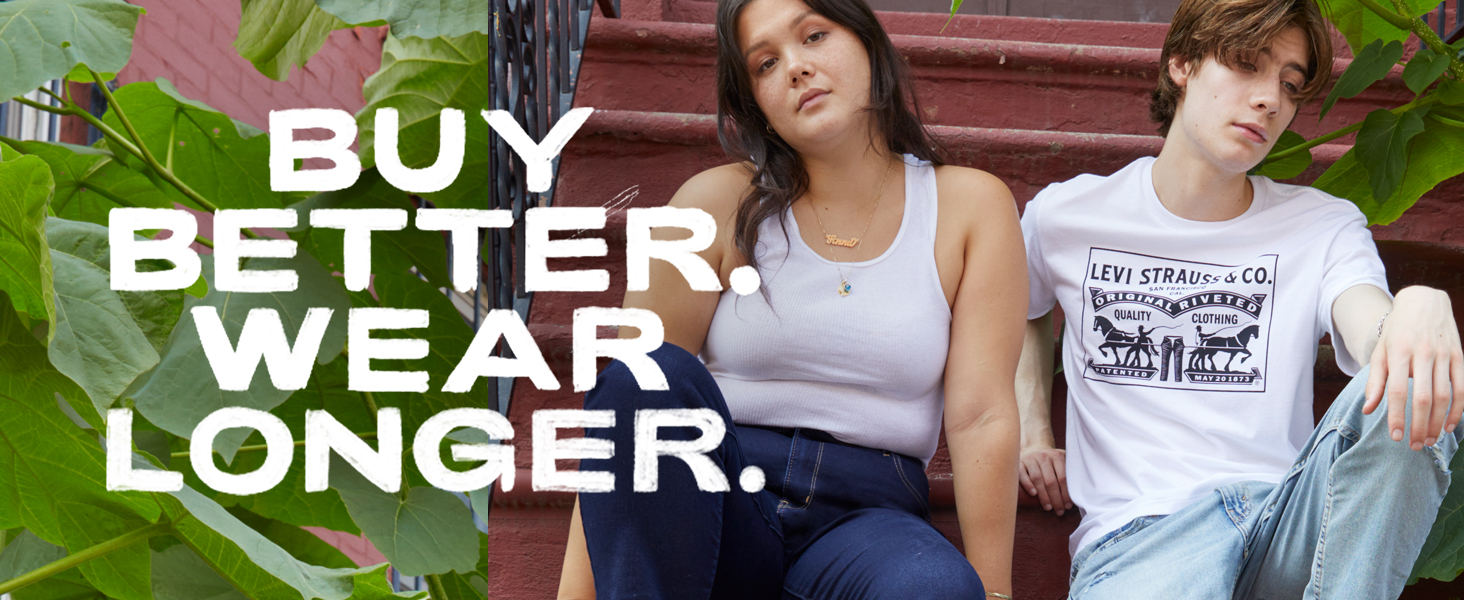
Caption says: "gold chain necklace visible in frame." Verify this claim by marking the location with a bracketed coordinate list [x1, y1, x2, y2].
[806, 159, 893, 296]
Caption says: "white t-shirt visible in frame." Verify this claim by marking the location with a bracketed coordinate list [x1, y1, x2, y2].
[1021, 157, 1389, 556]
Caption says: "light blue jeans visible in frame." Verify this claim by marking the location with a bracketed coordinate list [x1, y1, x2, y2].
[1068, 368, 1461, 599]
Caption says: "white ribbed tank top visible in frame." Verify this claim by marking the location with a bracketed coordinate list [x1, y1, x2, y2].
[701, 154, 951, 464]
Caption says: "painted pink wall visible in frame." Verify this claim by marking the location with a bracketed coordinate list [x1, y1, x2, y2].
[117, 0, 381, 129]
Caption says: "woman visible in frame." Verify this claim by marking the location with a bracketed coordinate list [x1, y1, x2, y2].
[558, 0, 1026, 597]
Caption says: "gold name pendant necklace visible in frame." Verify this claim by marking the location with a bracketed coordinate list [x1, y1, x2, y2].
[808, 159, 892, 297]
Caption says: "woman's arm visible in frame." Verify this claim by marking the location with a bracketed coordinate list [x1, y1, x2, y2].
[557, 499, 595, 599]
[937, 167, 1027, 598]
[615, 164, 747, 353]
[555, 164, 751, 599]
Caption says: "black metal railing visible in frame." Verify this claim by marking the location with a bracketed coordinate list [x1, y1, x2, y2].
[1427, 0, 1462, 44]
[387, 1, 618, 591]
[483, 0, 618, 414]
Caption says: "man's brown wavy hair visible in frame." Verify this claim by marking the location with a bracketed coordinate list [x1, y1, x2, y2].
[1151, 0, 1333, 136]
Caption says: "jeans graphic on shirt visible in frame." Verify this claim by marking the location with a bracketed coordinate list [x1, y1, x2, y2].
[1079, 248, 1277, 392]
[1158, 335, 1185, 382]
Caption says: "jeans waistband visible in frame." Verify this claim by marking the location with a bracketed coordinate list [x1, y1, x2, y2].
[744, 425, 921, 464]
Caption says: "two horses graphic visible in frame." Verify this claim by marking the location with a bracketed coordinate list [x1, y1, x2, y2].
[1093, 316, 1260, 372]
[1190, 324, 1261, 372]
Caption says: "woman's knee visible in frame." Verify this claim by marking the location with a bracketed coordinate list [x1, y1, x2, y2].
[884, 551, 984, 599]
[584, 342, 722, 412]
[791, 509, 984, 599]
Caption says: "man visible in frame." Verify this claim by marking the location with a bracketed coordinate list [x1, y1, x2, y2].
[1016, 0, 1464, 597]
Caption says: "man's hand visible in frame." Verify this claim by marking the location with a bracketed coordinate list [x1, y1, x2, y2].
[1018, 447, 1070, 516]
[1363, 286, 1464, 450]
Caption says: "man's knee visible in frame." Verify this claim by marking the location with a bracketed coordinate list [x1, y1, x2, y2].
[1333, 369, 1460, 480]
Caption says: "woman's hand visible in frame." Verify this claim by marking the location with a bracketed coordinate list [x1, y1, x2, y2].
[1362, 285, 1464, 450]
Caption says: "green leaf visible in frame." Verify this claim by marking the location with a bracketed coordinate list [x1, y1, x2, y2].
[103, 80, 282, 211]
[162, 487, 346, 600]
[1253, 130, 1313, 180]
[150, 544, 247, 600]
[1402, 48, 1452, 95]
[1435, 106, 1464, 128]
[436, 531, 490, 600]
[0, 530, 64, 579]
[66, 63, 117, 86]
[0, 0, 142, 102]
[357, 274, 478, 446]
[130, 252, 351, 463]
[1410, 449, 1464, 583]
[88, 138, 193, 212]
[1314, 113, 1464, 224]
[218, 359, 362, 534]
[150, 80, 265, 139]
[228, 509, 357, 569]
[58, 508, 157, 600]
[358, 33, 490, 209]
[161, 486, 427, 599]
[0, 530, 103, 600]
[6, 141, 175, 227]
[235, 0, 346, 81]
[1438, 78, 1464, 106]
[210, 444, 359, 535]
[0, 299, 412, 599]
[0, 300, 101, 441]
[1354, 108, 1427, 203]
[0, 156, 57, 333]
[46, 218, 166, 411]
[349, 564, 428, 600]
[313, 0, 488, 38]
[0, 458, 155, 600]
[45, 218, 184, 353]
[291, 169, 452, 289]
[12, 577, 105, 599]
[0, 308, 165, 600]
[184, 274, 209, 298]
[444, 427, 497, 476]
[1320, 39, 1405, 119]
[1318, 0, 1412, 53]
[332, 467, 478, 577]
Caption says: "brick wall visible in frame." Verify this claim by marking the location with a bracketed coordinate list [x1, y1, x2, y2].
[117, 0, 382, 129]
[868, 0, 1187, 22]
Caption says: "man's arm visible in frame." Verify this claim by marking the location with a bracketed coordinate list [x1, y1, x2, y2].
[1016, 311, 1070, 515]
[1333, 284, 1464, 449]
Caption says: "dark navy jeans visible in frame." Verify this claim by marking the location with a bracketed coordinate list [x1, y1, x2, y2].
[579, 343, 984, 599]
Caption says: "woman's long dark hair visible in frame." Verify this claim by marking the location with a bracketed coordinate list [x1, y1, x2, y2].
[715, 0, 945, 274]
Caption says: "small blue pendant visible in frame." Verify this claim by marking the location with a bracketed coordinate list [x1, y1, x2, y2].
[838, 280, 852, 296]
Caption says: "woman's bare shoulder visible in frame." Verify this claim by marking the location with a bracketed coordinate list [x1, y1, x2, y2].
[668, 162, 757, 221]
[932, 164, 1017, 225]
